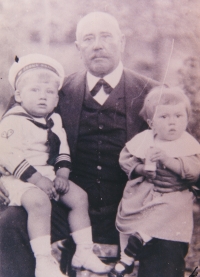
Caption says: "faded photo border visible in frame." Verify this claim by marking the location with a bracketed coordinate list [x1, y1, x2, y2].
[0, 1, 200, 277]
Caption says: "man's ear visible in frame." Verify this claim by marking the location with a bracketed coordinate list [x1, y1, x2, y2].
[147, 119, 153, 129]
[14, 90, 22, 103]
[75, 41, 82, 59]
[75, 41, 80, 52]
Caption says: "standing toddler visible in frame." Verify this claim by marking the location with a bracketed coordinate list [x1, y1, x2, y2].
[110, 86, 200, 277]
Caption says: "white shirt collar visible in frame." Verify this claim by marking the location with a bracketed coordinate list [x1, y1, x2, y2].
[87, 61, 124, 91]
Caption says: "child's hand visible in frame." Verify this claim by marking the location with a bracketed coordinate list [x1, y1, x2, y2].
[54, 176, 70, 195]
[35, 176, 57, 200]
[149, 147, 169, 165]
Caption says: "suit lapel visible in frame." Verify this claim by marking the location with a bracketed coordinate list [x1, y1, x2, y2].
[59, 71, 86, 157]
[124, 68, 151, 141]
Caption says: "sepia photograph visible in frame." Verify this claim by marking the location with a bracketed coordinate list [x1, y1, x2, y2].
[0, 1, 200, 277]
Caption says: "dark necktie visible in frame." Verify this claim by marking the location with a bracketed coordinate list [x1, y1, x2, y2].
[28, 118, 60, 165]
[90, 79, 113, 96]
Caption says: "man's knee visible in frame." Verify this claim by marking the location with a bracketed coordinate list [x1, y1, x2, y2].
[0, 206, 35, 277]
[0, 206, 27, 229]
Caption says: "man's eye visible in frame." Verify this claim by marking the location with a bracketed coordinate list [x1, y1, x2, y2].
[31, 88, 39, 92]
[84, 37, 93, 42]
[102, 34, 111, 39]
[176, 114, 182, 118]
[161, 115, 166, 119]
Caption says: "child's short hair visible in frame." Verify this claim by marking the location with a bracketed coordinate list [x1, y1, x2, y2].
[140, 86, 191, 121]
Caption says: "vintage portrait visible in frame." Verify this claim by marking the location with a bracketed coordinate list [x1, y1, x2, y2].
[0, 1, 200, 277]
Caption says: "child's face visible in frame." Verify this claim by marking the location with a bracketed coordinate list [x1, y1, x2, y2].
[15, 70, 59, 117]
[148, 102, 188, 141]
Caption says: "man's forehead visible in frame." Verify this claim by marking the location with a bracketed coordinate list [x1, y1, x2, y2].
[76, 12, 121, 38]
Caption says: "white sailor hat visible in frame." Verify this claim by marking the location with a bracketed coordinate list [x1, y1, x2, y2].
[8, 53, 65, 90]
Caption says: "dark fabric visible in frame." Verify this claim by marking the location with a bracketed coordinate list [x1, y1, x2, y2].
[0, 201, 70, 277]
[28, 117, 61, 166]
[90, 78, 112, 96]
[124, 234, 143, 258]
[89, 204, 120, 244]
[54, 159, 72, 172]
[0, 206, 35, 277]
[56, 69, 158, 245]
[70, 74, 127, 209]
[137, 238, 189, 277]
[57, 68, 158, 161]
[19, 164, 37, 182]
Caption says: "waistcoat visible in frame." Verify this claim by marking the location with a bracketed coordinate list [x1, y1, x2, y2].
[70, 74, 128, 209]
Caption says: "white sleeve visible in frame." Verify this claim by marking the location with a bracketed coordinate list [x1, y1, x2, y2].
[0, 116, 37, 179]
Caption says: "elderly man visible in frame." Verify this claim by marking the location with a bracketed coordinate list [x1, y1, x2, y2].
[0, 12, 189, 277]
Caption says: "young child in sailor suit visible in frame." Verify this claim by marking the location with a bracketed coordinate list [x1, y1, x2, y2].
[111, 86, 200, 276]
[0, 54, 111, 277]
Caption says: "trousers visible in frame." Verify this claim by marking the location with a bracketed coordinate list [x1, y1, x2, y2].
[0, 201, 70, 277]
[137, 238, 188, 277]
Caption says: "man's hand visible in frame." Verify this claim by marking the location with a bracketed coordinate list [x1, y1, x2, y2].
[35, 176, 58, 200]
[153, 168, 189, 193]
[54, 176, 70, 194]
[135, 164, 156, 181]
[144, 170, 156, 182]
[0, 166, 10, 176]
[0, 180, 10, 205]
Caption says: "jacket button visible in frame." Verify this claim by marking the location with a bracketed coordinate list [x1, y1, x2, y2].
[96, 179, 101, 184]
[97, 165, 102, 170]
[99, 125, 103, 129]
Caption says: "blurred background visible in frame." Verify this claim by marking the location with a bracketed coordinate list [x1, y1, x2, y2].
[1, 0, 200, 274]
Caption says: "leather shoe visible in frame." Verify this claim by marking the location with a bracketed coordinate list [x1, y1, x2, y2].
[108, 261, 134, 277]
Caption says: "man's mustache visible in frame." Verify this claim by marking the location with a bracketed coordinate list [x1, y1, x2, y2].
[90, 54, 109, 60]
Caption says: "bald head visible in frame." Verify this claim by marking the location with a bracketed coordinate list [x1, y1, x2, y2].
[76, 12, 122, 42]
[75, 12, 125, 77]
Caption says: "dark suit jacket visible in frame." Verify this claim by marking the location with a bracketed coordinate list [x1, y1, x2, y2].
[57, 67, 160, 161]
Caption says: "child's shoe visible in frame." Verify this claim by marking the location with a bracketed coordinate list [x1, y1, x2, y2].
[35, 254, 66, 277]
[108, 261, 134, 277]
[71, 244, 112, 274]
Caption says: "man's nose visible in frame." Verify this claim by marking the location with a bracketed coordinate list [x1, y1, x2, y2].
[93, 37, 103, 49]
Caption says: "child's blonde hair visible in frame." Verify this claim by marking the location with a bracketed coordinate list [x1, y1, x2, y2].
[140, 86, 191, 121]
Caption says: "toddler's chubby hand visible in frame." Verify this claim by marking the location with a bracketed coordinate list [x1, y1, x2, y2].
[36, 176, 57, 200]
[148, 147, 169, 165]
[54, 176, 70, 195]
